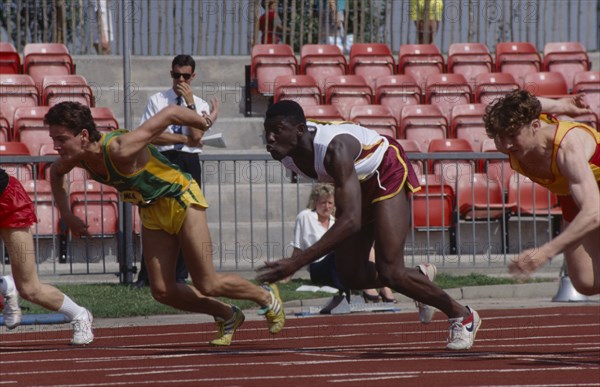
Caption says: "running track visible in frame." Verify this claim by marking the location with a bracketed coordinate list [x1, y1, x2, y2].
[1, 306, 599, 386]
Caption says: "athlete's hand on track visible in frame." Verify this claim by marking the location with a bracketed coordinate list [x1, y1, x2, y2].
[256, 258, 300, 284]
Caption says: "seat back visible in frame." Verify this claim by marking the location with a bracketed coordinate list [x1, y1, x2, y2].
[91, 107, 119, 132]
[0, 141, 33, 180]
[398, 44, 444, 91]
[273, 75, 321, 106]
[399, 104, 447, 151]
[13, 106, 52, 156]
[451, 103, 488, 150]
[474, 72, 519, 104]
[543, 42, 589, 91]
[23, 43, 74, 92]
[300, 44, 347, 93]
[42, 74, 94, 107]
[69, 180, 119, 236]
[0, 42, 21, 74]
[375, 75, 422, 121]
[411, 174, 454, 229]
[456, 173, 505, 220]
[573, 71, 600, 119]
[0, 74, 39, 128]
[495, 42, 541, 87]
[447, 43, 493, 89]
[251, 44, 298, 95]
[349, 105, 397, 138]
[425, 73, 472, 122]
[324, 75, 373, 119]
[522, 71, 568, 97]
[304, 105, 345, 122]
[508, 173, 560, 216]
[349, 43, 395, 90]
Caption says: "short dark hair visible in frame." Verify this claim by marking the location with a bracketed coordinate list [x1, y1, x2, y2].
[265, 100, 306, 127]
[45, 101, 101, 142]
[172, 54, 195, 72]
[483, 90, 541, 139]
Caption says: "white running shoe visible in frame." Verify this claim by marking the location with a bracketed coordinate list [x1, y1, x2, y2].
[71, 309, 94, 345]
[415, 264, 437, 324]
[2, 276, 22, 330]
[446, 306, 481, 350]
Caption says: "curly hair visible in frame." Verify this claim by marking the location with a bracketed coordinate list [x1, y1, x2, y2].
[306, 183, 335, 211]
[44, 101, 101, 142]
[483, 90, 541, 139]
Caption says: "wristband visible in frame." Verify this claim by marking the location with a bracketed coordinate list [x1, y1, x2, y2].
[187, 104, 196, 110]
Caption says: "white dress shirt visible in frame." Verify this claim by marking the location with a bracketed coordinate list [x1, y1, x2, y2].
[139, 88, 210, 153]
[291, 208, 335, 263]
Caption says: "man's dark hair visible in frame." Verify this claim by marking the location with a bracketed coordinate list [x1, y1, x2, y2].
[483, 89, 542, 139]
[172, 54, 196, 72]
[265, 100, 306, 126]
[45, 101, 101, 142]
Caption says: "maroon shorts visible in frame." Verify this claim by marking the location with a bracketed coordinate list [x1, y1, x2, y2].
[360, 136, 421, 212]
[0, 176, 37, 229]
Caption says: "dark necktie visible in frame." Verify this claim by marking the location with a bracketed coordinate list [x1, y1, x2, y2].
[173, 96, 184, 150]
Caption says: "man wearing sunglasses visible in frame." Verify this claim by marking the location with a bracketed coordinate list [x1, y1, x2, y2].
[134, 54, 210, 287]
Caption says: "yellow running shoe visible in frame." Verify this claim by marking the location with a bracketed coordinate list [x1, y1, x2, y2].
[258, 284, 285, 334]
[210, 305, 245, 346]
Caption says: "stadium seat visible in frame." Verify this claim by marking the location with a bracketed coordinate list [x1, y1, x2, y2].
[0, 141, 34, 180]
[0, 114, 9, 142]
[348, 43, 395, 90]
[69, 180, 119, 237]
[0, 74, 39, 128]
[495, 42, 542, 87]
[273, 74, 321, 107]
[300, 44, 347, 94]
[411, 174, 454, 229]
[397, 138, 424, 175]
[375, 75, 421, 122]
[451, 103, 488, 151]
[474, 72, 519, 105]
[13, 106, 52, 156]
[324, 75, 373, 120]
[425, 73, 472, 122]
[397, 44, 444, 92]
[250, 44, 297, 95]
[42, 74, 95, 107]
[22, 179, 60, 237]
[573, 71, 600, 119]
[456, 173, 506, 221]
[304, 105, 345, 122]
[481, 138, 513, 193]
[91, 107, 119, 132]
[447, 43, 493, 89]
[543, 42, 590, 91]
[507, 173, 561, 217]
[0, 42, 21, 74]
[23, 43, 74, 93]
[349, 105, 397, 138]
[428, 138, 475, 184]
[399, 104, 447, 152]
[522, 71, 568, 98]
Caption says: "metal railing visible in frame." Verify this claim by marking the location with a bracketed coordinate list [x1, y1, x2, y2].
[1, 0, 598, 56]
[1, 152, 564, 281]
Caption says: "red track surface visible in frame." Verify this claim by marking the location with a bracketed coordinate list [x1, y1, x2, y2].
[1, 306, 599, 386]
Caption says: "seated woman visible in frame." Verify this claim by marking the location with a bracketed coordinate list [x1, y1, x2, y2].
[291, 183, 396, 303]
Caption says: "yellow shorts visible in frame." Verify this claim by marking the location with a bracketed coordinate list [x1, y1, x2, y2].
[410, 0, 444, 21]
[140, 180, 208, 235]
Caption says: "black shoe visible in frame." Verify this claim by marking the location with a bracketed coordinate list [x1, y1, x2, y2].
[132, 279, 148, 289]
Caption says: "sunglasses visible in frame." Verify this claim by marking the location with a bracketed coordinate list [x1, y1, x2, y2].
[171, 72, 193, 80]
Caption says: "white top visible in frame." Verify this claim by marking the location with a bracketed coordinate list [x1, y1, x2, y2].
[282, 122, 389, 182]
[291, 208, 335, 263]
[139, 88, 210, 153]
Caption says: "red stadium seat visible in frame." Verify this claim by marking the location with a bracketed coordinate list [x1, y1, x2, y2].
[456, 173, 506, 220]
[447, 43, 493, 89]
[251, 44, 297, 95]
[0, 42, 21, 74]
[324, 75, 373, 120]
[42, 74, 95, 107]
[411, 174, 454, 229]
[0, 74, 39, 128]
[349, 43, 395, 90]
[507, 173, 561, 216]
[428, 138, 475, 183]
[399, 104, 447, 152]
[22, 179, 60, 237]
[375, 75, 422, 122]
[300, 44, 347, 94]
[23, 43, 74, 93]
[349, 105, 397, 138]
[474, 72, 519, 105]
[451, 103, 488, 151]
[273, 75, 321, 107]
[543, 42, 590, 91]
[398, 44, 444, 92]
[13, 106, 52, 156]
[425, 73, 472, 122]
[69, 180, 119, 237]
[397, 139, 424, 175]
[573, 71, 600, 119]
[304, 105, 345, 122]
[0, 141, 34, 180]
[91, 107, 119, 132]
[522, 71, 568, 98]
[481, 138, 513, 193]
[0, 114, 9, 142]
[495, 42, 542, 88]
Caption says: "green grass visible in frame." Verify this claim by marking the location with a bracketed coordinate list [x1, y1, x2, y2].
[17, 275, 546, 318]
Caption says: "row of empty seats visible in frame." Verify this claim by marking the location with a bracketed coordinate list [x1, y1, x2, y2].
[251, 41, 593, 94]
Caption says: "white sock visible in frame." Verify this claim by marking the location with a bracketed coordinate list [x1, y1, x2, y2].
[0, 276, 15, 296]
[58, 295, 86, 321]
